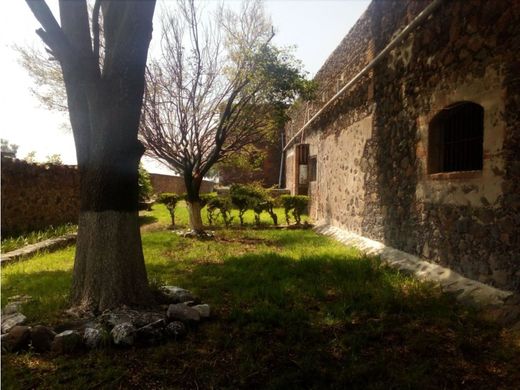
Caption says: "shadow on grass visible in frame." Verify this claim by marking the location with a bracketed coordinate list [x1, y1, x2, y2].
[144, 252, 520, 389]
[3, 250, 520, 389]
[2, 269, 71, 324]
[139, 215, 159, 226]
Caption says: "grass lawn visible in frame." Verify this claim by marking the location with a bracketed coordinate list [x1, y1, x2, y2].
[2, 203, 520, 389]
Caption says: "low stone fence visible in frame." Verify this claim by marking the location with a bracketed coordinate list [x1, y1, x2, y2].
[215, 187, 290, 198]
[1, 158, 80, 236]
[149, 173, 215, 195]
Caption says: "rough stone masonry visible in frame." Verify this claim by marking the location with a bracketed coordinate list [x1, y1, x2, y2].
[285, 0, 520, 292]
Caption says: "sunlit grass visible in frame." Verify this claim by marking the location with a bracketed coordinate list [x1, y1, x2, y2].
[2, 203, 519, 389]
[1, 223, 77, 253]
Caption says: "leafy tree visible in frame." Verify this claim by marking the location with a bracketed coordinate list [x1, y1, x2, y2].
[26, 0, 157, 312]
[24, 151, 37, 164]
[45, 153, 63, 165]
[1, 139, 19, 158]
[140, 0, 314, 233]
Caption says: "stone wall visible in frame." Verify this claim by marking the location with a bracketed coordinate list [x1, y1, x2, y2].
[1, 158, 80, 235]
[285, 0, 520, 292]
[149, 173, 215, 195]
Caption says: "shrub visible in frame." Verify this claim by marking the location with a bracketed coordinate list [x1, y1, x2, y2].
[229, 184, 261, 226]
[138, 164, 154, 202]
[229, 183, 279, 226]
[201, 193, 218, 225]
[206, 196, 234, 227]
[157, 193, 181, 227]
[280, 195, 309, 225]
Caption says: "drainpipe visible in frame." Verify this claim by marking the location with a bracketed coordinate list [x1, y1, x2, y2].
[278, 130, 285, 188]
[283, 0, 444, 152]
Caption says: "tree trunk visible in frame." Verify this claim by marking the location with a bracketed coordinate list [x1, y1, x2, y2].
[72, 210, 151, 311]
[187, 200, 204, 233]
[27, 1, 157, 313]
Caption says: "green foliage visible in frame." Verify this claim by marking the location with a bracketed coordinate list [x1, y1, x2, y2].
[206, 196, 234, 227]
[1, 223, 77, 253]
[44, 153, 63, 165]
[229, 183, 279, 226]
[24, 151, 37, 164]
[1, 139, 19, 157]
[280, 195, 309, 225]
[138, 164, 154, 202]
[157, 193, 181, 226]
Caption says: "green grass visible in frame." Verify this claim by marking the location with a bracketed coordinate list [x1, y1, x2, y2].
[2, 204, 520, 389]
[1, 223, 77, 253]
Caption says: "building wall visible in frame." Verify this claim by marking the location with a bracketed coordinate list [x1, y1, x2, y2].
[285, 0, 520, 292]
[149, 173, 215, 195]
[1, 158, 80, 235]
[218, 139, 282, 187]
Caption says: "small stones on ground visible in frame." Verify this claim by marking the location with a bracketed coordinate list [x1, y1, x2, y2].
[192, 304, 211, 318]
[4, 326, 31, 352]
[160, 286, 196, 303]
[99, 308, 163, 329]
[2, 302, 22, 316]
[51, 330, 83, 354]
[83, 327, 104, 349]
[165, 321, 187, 340]
[136, 319, 166, 345]
[166, 304, 201, 323]
[1, 313, 27, 334]
[7, 295, 33, 304]
[30, 325, 56, 353]
[111, 322, 136, 346]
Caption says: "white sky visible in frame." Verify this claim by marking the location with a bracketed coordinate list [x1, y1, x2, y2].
[0, 0, 369, 174]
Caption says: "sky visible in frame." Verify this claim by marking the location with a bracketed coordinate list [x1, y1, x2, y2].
[0, 0, 370, 174]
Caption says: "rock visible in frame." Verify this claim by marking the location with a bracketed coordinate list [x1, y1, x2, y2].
[192, 304, 210, 319]
[4, 326, 31, 352]
[166, 304, 200, 323]
[160, 286, 196, 303]
[99, 309, 163, 329]
[51, 330, 83, 354]
[136, 319, 166, 345]
[165, 321, 187, 340]
[2, 302, 22, 316]
[111, 322, 136, 346]
[30, 325, 56, 353]
[1, 334, 9, 352]
[1, 313, 27, 334]
[7, 295, 33, 304]
[83, 327, 105, 349]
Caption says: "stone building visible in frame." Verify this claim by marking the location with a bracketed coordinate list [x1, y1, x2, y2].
[284, 0, 520, 292]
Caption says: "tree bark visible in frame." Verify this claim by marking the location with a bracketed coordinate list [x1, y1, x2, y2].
[185, 173, 205, 232]
[187, 200, 204, 233]
[26, 0, 157, 313]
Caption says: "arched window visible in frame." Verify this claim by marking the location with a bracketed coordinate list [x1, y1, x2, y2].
[428, 101, 484, 174]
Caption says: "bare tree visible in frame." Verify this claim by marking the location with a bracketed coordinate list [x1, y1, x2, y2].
[26, 0, 156, 312]
[140, 0, 312, 232]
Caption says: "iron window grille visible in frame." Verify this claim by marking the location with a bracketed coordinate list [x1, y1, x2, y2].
[428, 101, 484, 174]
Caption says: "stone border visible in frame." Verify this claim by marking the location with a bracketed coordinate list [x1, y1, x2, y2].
[1, 233, 77, 266]
[314, 225, 513, 307]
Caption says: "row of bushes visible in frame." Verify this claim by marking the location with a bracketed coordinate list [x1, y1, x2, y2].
[156, 184, 309, 228]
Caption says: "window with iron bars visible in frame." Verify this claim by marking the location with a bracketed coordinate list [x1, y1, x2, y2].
[428, 101, 484, 174]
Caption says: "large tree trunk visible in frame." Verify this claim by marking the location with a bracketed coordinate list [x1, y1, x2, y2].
[72, 211, 150, 310]
[26, 0, 157, 312]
